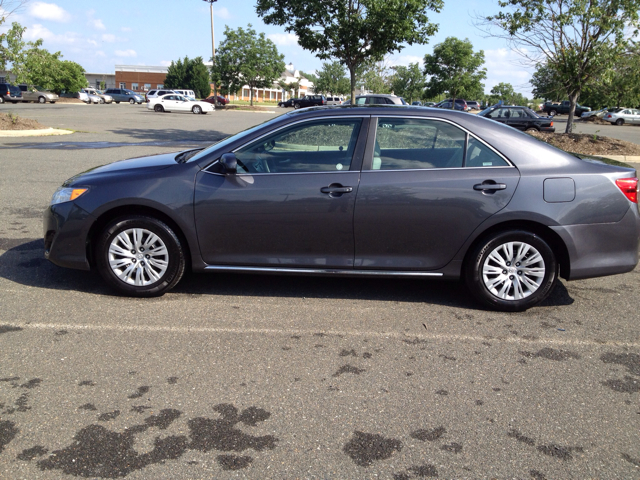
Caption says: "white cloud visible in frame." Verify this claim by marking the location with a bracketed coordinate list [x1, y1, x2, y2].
[24, 23, 82, 45]
[213, 6, 231, 19]
[101, 33, 116, 42]
[159, 60, 172, 67]
[28, 2, 70, 22]
[91, 18, 106, 30]
[388, 54, 424, 67]
[483, 48, 535, 95]
[120, 26, 132, 32]
[115, 49, 137, 58]
[267, 33, 299, 47]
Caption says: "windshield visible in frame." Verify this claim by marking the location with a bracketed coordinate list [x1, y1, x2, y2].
[187, 115, 286, 163]
[478, 107, 494, 116]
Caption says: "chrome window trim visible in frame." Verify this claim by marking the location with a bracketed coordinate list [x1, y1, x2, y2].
[370, 115, 514, 169]
[202, 166, 358, 177]
[204, 265, 443, 277]
[361, 166, 516, 173]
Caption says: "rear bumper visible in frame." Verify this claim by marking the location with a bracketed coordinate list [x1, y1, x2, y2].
[43, 203, 96, 271]
[551, 206, 640, 280]
[540, 126, 555, 133]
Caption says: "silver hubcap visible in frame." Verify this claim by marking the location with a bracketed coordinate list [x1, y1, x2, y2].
[108, 228, 169, 286]
[482, 241, 545, 300]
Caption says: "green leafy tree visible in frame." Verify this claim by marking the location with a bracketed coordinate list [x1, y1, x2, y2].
[164, 57, 188, 90]
[390, 63, 425, 103]
[480, 0, 640, 132]
[359, 58, 392, 94]
[51, 60, 87, 94]
[489, 82, 517, 104]
[529, 63, 564, 102]
[186, 57, 212, 98]
[255, 0, 443, 101]
[212, 25, 285, 106]
[314, 61, 350, 95]
[0, 21, 26, 72]
[423, 37, 486, 108]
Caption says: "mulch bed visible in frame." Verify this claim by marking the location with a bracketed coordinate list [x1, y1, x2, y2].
[527, 131, 640, 156]
[0, 112, 49, 130]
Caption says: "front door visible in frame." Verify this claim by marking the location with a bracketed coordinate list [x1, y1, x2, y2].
[354, 116, 520, 270]
[195, 117, 367, 267]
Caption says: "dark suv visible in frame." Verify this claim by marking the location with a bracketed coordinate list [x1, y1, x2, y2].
[478, 105, 555, 132]
[293, 95, 326, 109]
[0, 83, 22, 104]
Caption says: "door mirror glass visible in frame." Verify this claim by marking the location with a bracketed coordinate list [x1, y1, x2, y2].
[220, 153, 238, 174]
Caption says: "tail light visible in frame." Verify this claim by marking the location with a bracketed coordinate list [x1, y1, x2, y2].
[616, 178, 638, 203]
[550, 121, 554, 127]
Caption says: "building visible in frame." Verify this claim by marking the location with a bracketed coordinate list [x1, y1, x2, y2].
[114, 65, 169, 93]
[85, 72, 116, 90]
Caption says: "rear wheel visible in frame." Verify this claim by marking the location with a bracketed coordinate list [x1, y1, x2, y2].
[192, 105, 202, 114]
[525, 127, 539, 132]
[96, 216, 185, 297]
[616, 118, 624, 126]
[464, 230, 558, 312]
[154, 104, 164, 113]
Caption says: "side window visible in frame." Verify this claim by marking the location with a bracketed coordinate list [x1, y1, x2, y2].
[373, 118, 466, 170]
[466, 137, 509, 168]
[355, 97, 367, 105]
[234, 119, 363, 174]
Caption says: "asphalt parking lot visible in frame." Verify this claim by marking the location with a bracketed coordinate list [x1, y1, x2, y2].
[1, 103, 639, 479]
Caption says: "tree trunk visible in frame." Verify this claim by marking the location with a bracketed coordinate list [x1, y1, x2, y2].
[451, 94, 456, 110]
[565, 92, 579, 134]
[349, 65, 356, 104]
[250, 86, 254, 107]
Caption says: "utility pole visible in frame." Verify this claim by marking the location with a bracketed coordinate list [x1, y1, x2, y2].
[203, 0, 218, 102]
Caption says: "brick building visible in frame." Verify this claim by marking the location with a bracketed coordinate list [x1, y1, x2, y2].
[115, 65, 170, 93]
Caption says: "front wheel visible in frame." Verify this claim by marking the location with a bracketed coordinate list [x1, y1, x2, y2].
[192, 105, 202, 114]
[38, 96, 46, 104]
[0, 96, 4, 104]
[96, 216, 185, 297]
[129, 98, 135, 104]
[99, 98, 105, 104]
[525, 127, 539, 132]
[294, 103, 301, 109]
[464, 230, 558, 312]
[616, 119, 624, 126]
[549, 109, 557, 116]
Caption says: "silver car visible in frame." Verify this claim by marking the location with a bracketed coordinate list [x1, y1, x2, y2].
[20, 85, 59, 103]
[84, 87, 113, 104]
[603, 108, 640, 126]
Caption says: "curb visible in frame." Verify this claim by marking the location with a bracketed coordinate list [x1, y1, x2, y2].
[0, 128, 73, 137]
[599, 155, 640, 164]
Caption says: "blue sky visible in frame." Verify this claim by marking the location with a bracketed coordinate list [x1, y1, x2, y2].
[2, 0, 535, 95]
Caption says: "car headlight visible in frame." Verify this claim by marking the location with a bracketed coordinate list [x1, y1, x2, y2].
[51, 187, 88, 205]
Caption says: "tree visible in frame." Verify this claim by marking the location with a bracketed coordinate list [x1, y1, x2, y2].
[185, 57, 211, 98]
[0, 21, 26, 71]
[490, 82, 516, 104]
[480, 0, 640, 133]
[255, 0, 443, 102]
[529, 63, 564, 102]
[423, 37, 486, 108]
[390, 63, 425, 103]
[211, 25, 285, 106]
[164, 58, 188, 90]
[359, 58, 392, 94]
[314, 61, 350, 96]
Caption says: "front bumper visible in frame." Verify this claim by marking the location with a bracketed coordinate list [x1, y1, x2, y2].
[43, 203, 96, 271]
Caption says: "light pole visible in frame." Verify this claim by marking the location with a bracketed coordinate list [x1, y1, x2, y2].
[203, 0, 218, 102]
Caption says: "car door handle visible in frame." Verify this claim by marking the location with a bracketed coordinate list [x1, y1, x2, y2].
[474, 182, 507, 191]
[321, 184, 353, 197]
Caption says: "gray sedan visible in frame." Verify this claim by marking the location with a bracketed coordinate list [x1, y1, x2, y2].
[43, 106, 639, 311]
[603, 108, 640, 125]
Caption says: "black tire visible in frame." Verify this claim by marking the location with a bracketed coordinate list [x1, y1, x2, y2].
[549, 109, 557, 116]
[0, 96, 4, 104]
[616, 118, 624, 126]
[464, 230, 558, 312]
[38, 96, 46, 104]
[129, 98, 135, 104]
[154, 104, 164, 112]
[99, 98, 105, 104]
[96, 215, 185, 297]
[294, 103, 301, 109]
[116, 101, 120, 104]
[192, 105, 202, 114]
[50, 101, 56, 104]
[525, 127, 539, 132]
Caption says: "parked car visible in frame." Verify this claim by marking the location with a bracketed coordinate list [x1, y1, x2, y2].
[293, 95, 327, 109]
[580, 108, 610, 119]
[542, 100, 591, 116]
[43, 106, 640, 311]
[478, 105, 555, 132]
[79, 88, 102, 104]
[278, 98, 299, 108]
[423, 102, 436, 107]
[77, 90, 90, 103]
[172, 89, 196, 99]
[603, 108, 640, 126]
[343, 94, 407, 105]
[412, 101, 423, 106]
[326, 96, 343, 105]
[0, 83, 22, 103]
[435, 99, 468, 111]
[202, 95, 228, 106]
[147, 94, 214, 114]
[83, 87, 113, 104]
[104, 88, 144, 104]
[18, 85, 58, 103]
[145, 89, 176, 103]
[467, 101, 481, 110]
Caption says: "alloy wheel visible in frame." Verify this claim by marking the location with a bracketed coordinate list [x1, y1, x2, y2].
[108, 228, 169, 286]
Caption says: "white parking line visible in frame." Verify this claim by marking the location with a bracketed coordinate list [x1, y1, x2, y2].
[5, 322, 639, 348]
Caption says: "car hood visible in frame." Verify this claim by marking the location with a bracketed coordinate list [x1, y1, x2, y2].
[63, 151, 181, 185]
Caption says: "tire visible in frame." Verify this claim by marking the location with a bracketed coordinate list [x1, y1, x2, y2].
[616, 119, 624, 126]
[100, 98, 105, 104]
[129, 98, 135, 104]
[154, 104, 164, 113]
[50, 101, 56, 104]
[525, 127, 539, 132]
[96, 215, 185, 297]
[0, 96, 4, 104]
[192, 105, 202, 114]
[294, 103, 301, 109]
[38, 96, 46, 104]
[116, 101, 120, 104]
[549, 109, 557, 116]
[464, 230, 558, 312]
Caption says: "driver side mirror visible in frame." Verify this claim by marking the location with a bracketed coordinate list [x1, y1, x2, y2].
[220, 153, 237, 174]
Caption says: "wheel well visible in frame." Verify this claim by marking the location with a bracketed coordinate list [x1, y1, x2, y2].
[86, 205, 191, 270]
[463, 220, 571, 279]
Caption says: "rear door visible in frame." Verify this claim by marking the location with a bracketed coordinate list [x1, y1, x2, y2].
[354, 116, 520, 271]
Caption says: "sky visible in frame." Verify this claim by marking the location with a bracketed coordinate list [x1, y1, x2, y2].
[1, 0, 536, 96]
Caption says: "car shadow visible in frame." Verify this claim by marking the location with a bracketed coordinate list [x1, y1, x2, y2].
[0, 239, 574, 310]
